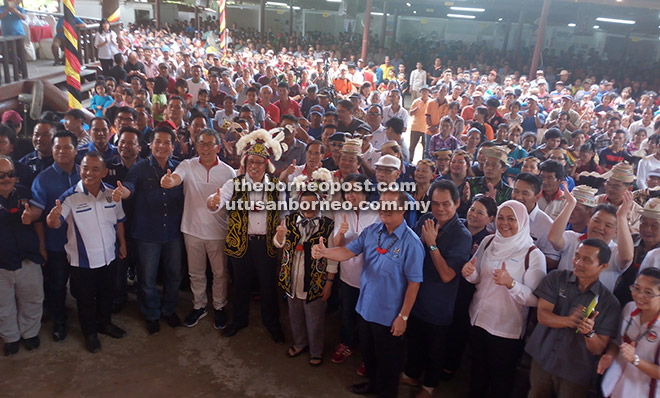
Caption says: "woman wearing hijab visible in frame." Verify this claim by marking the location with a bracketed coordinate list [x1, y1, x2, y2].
[462, 200, 547, 398]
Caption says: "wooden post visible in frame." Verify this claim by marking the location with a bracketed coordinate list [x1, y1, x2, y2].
[260, 0, 265, 33]
[513, 10, 524, 61]
[529, 0, 551, 78]
[155, 0, 161, 30]
[361, 0, 372, 62]
[289, 0, 293, 35]
[392, 7, 398, 43]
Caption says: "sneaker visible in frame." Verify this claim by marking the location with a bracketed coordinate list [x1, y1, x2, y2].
[183, 308, 208, 328]
[3, 341, 19, 356]
[213, 308, 228, 330]
[331, 343, 353, 364]
[164, 313, 182, 328]
[357, 362, 366, 377]
[23, 336, 40, 351]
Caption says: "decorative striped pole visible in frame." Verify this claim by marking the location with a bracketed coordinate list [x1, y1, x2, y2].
[63, 0, 82, 109]
[219, 0, 227, 60]
[108, 8, 120, 24]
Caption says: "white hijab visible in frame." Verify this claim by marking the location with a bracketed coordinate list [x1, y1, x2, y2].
[487, 200, 533, 261]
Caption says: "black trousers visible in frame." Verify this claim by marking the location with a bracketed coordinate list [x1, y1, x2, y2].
[69, 261, 117, 336]
[229, 238, 281, 332]
[404, 315, 450, 388]
[443, 278, 476, 372]
[113, 237, 137, 306]
[358, 315, 404, 398]
[100, 58, 114, 76]
[468, 325, 524, 398]
[44, 251, 71, 325]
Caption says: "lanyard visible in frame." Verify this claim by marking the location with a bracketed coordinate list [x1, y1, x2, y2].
[622, 309, 660, 345]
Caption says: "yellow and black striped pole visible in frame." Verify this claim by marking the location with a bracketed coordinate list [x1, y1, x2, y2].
[63, 0, 82, 109]
[219, 0, 227, 60]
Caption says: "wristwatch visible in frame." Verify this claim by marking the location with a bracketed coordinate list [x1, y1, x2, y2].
[398, 313, 408, 321]
[508, 280, 516, 289]
[585, 329, 595, 338]
[634, 355, 640, 366]
[429, 245, 438, 251]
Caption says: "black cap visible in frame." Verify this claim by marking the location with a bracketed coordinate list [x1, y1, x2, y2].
[329, 132, 347, 142]
[64, 108, 86, 120]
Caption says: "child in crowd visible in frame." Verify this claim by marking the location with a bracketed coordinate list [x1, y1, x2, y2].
[90, 81, 115, 117]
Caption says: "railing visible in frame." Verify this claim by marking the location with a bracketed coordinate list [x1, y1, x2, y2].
[0, 36, 28, 83]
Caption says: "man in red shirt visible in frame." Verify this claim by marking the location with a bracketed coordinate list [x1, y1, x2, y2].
[363, 62, 376, 85]
[260, 86, 280, 129]
[275, 82, 302, 118]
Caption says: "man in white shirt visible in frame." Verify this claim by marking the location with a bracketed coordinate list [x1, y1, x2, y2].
[547, 185, 634, 290]
[382, 90, 409, 127]
[637, 134, 660, 189]
[512, 173, 561, 269]
[46, 152, 127, 353]
[365, 104, 387, 150]
[187, 65, 210, 104]
[213, 96, 239, 131]
[161, 129, 236, 330]
[409, 63, 427, 103]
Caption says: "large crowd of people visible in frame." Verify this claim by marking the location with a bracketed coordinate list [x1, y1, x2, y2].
[2, 15, 660, 398]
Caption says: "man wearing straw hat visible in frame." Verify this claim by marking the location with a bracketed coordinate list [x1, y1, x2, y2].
[596, 162, 642, 233]
[633, 168, 660, 207]
[465, 146, 512, 205]
[567, 185, 598, 234]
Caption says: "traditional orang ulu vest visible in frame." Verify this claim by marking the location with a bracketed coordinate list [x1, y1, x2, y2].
[225, 174, 280, 258]
[278, 213, 334, 302]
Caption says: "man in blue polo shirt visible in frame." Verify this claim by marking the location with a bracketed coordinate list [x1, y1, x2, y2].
[0, 155, 44, 356]
[19, 120, 55, 182]
[401, 180, 472, 397]
[25, 131, 80, 343]
[75, 117, 119, 163]
[52, 15, 85, 65]
[46, 152, 127, 353]
[113, 126, 184, 335]
[313, 189, 424, 398]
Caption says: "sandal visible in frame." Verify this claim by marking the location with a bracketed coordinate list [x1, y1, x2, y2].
[309, 356, 323, 367]
[286, 345, 308, 358]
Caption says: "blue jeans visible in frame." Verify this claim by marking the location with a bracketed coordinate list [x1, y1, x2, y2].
[136, 238, 183, 321]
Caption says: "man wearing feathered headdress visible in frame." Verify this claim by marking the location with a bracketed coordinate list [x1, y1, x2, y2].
[206, 128, 287, 342]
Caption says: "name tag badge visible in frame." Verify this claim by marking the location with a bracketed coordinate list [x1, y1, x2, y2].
[559, 288, 567, 299]
[392, 247, 401, 258]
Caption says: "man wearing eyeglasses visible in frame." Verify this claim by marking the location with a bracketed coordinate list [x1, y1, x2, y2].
[0, 155, 45, 356]
[161, 129, 236, 330]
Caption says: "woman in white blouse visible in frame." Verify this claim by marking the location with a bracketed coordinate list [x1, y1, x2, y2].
[599, 267, 660, 398]
[329, 174, 379, 365]
[94, 18, 119, 75]
[462, 199, 547, 398]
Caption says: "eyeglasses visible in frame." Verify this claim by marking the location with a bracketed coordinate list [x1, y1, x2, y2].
[0, 170, 16, 179]
[196, 141, 217, 148]
[117, 117, 135, 123]
[630, 285, 660, 299]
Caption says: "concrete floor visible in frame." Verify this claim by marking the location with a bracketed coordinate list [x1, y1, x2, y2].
[1, 284, 469, 398]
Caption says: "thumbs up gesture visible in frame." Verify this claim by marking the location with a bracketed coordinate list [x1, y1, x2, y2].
[112, 181, 129, 202]
[161, 169, 175, 189]
[493, 261, 514, 287]
[207, 187, 222, 211]
[46, 199, 64, 229]
[21, 203, 35, 225]
[462, 256, 477, 278]
[276, 219, 287, 242]
[336, 215, 348, 235]
[286, 159, 297, 175]
[312, 237, 327, 260]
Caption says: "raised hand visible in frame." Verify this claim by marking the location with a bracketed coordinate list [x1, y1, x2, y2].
[493, 261, 514, 287]
[311, 237, 326, 260]
[462, 256, 477, 278]
[338, 214, 349, 235]
[112, 181, 128, 202]
[161, 169, 175, 189]
[462, 181, 470, 203]
[276, 219, 287, 242]
[21, 203, 35, 225]
[285, 159, 297, 175]
[51, 199, 63, 219]
[486, 182, 497, 200]
[617, 190, 634, 219]
[577, 310, 598, 335]
[208, 187, 222, 211]
[421, 218, 440, 247]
